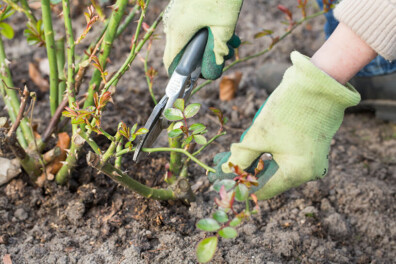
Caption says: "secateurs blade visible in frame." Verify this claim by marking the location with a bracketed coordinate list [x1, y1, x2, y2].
[133, 30, 208, 162]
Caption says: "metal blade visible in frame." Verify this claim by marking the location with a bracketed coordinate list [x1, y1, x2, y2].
[133, 96, 168, 162]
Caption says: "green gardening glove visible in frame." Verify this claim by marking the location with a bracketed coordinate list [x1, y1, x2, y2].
[209, 51, 361, 200]
[163, 0, 243, 80]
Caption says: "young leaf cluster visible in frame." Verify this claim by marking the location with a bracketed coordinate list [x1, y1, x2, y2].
[195, 160, 264, 263]
[164, 98, 208, 147]
[118, 122, 148, 150]
[24, 20, 46, 46]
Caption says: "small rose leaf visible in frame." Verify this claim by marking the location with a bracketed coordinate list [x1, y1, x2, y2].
[196, 218, 221, 232]
[196, 236, 218, 263]
[212, 210, 228, 223]
[184, 103, 200, 119]
[235, 184, 249, 202]
[218, 227, 238, 239]
[163, 108, 184, 121]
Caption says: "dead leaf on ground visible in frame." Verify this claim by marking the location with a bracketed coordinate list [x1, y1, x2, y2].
[29, 62, 49, 92]
[3, 254, 12, 264]
[219, 71, 243, 101]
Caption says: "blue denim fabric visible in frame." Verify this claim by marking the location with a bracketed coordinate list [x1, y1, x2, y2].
[316, 0, 396, 77]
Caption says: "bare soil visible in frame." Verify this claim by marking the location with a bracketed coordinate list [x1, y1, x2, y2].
[1, 1, 395, 263]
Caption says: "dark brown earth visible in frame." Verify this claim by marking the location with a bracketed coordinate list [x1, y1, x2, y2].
[1, 0, 395, 263]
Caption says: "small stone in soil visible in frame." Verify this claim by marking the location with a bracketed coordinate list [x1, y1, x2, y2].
[14, 208, 28, 221]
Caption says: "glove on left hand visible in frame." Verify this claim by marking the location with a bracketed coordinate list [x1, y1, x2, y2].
[163, 0, 243, 80]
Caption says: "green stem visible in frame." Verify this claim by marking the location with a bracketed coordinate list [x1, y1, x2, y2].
[56, 38, 66, 106]
[41, 0, 59, 115]
[116, 147, 215, 173]
[78, 129, 101, 155]
[83, 0, 128, 108]
[115, 138, 123, 169]
[180, 132, 226, 177]
[167, 123, 181, 182]
[144, 42, 158, 104]
[55, 0, 78, 184]
[0, 36, 34, 146]
[192, 10, 326, 96]
[20, 0, 38, 24]
[87, 151, 177, 200]
[101, 132, 121, 164]
[115, 5, 139, 38]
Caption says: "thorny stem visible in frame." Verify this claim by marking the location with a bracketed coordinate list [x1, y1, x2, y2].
[56, 0, 78, 184]
[116, 5, 139, 38]
[144, 41, 158, 105]
[101, 6, 161, 95]
[3, 0, 35, 24]
[89, 7, 161, 130]
[0, 36, 34, 147]
[19, 0, 37, 24]
[83, 0, 128, 108]
[41, 0, 59, 115]
[87, 151, 195, 201]
[56, 38, 67, 106]
[192, 10, 326, 96]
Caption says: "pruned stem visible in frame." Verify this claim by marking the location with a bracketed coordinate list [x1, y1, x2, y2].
[41, 0, 59, 115]
[87, 151, 195, 201]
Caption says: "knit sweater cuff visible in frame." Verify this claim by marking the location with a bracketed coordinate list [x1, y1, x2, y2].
[334, 0, 396, 61]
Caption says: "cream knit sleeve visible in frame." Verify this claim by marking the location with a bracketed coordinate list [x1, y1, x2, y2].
[334, 0, 396, 60]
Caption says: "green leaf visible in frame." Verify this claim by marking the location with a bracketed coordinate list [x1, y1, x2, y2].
[213, 179, 236, 192]
[254, 29, 274, 39]
[212, 210, 228, 224]
[50, 0, 62, 4]
[196, 218, 220, 232]
[130, 123, 138, 134]
[1, 9, 15, 21]
[182, 135, 193, 147]
[173, 98, 184, 111]
[193, 135, 207, 145]
[125, 141, 133, 149]
[168, 128, 183, 138]
[173, 121, 184, 129]
[235, 184, 249, 202]
[190, 123, 206, 134]
[163, 108, 184, 121]
[184, 103, 200, 119]
[218, 227, 238, 239]
[229, 217, 242, 227]
[135, 127, 148, 135]
[196, 236, 218, 264]
[0, 22, 14, 39]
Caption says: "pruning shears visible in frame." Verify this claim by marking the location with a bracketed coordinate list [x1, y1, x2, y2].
[133, 30, 208, 162]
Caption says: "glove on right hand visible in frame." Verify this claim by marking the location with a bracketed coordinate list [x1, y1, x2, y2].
[211, 51, 361, 200]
